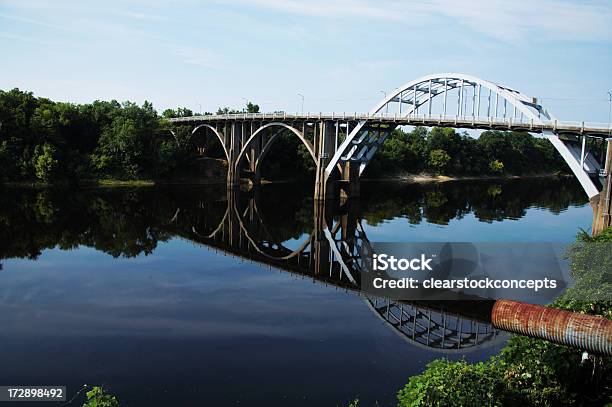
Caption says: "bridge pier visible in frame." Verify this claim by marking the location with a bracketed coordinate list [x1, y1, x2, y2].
[226, 122, 241, 187]
[339, 161, 360, 200]
[249, 129, 262, 186]
[592, 139, 612, 236]
[314, 120, 336, 201]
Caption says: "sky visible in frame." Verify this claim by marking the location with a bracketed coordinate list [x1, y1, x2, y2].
[1, 0, 611, 122]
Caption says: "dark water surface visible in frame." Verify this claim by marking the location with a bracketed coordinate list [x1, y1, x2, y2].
[0, 177, 592, 406]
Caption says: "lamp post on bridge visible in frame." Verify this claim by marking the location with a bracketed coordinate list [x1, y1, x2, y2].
[607, 90, 612, 127]
[380, 90, 388, 114]
[297, 93, 304, 114]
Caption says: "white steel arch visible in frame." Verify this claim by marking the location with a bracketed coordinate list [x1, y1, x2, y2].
[325, 73, 600, 199]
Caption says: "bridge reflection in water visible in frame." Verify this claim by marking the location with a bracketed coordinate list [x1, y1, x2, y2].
[177, 186, 503, 353]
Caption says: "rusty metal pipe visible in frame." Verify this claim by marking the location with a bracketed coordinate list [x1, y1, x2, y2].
[492, 299, 612, 356]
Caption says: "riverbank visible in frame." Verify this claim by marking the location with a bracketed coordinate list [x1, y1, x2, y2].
[2, 177, 226, 188]
[365, 172, 571, 185]
[2, 173, 571, 188]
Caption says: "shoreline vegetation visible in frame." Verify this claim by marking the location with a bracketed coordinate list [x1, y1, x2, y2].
[1, 172, 571, 188]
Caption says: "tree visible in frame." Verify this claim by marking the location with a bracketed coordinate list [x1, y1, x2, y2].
[162, 107, 193, 118]
[33, 143, 58, 182]
[489, 159, 504, 174]
[427, 149, 451, 174]
[246, 102, 260, 113]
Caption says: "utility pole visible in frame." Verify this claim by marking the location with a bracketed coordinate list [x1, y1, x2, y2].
[607, 90, 612, 126]
[380, 90, 387, 114]
[297, 93, 304, 114]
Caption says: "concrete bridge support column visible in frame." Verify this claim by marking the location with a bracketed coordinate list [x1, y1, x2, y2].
[592, 139, 612, 236]
[249, 128, 262, 186]
[227, 122, 242, 186]
[314, 121, 336, 201]
[340, 161, 360, 200]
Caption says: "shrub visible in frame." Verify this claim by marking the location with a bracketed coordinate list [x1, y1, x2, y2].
[33, 143, 58, 182]
[83, 386, 119, 407]
[397, 359, 508, 406]
[489, 159, 504, 174]
[427, 149, 451, 174]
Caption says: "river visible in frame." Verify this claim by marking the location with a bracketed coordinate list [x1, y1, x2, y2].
[0, 177, 592, 406]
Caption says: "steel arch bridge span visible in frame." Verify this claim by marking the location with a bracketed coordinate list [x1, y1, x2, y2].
[325, 73, 600, 199]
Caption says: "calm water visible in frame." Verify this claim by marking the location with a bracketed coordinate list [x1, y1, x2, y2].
[0, 177, 592, 406]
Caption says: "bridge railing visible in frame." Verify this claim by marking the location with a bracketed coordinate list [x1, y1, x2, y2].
[168, 113, 612, 135]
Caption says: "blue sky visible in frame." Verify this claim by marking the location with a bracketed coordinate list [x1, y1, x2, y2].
[1, 0, 611, 122]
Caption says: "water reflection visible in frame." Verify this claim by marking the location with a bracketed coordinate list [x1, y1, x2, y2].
[0, 177, 588, 354]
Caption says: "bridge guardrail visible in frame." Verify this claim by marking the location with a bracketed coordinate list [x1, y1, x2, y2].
[167, 113, 612, 135]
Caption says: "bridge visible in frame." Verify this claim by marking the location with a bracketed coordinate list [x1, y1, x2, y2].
[169, 73, 612, 235]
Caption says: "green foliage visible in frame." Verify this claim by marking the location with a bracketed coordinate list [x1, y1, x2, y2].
[33, 143, 59, 182]
[397, 359, 507, 407]
[246, 102, 260, 113]
[364, 127, 567, 178]
[83, 386, 119, 407]
[0, 88, 211, 183]
[427, 149, 451, 174]
[489, 159, 504, 174]
[498, 336, 586, 406]
[162, 107, 193, 118]
[398, 332, 611, 406]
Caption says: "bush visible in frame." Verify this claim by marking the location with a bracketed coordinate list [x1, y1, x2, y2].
[489, 159, 504, 174]
[83, 386, 119, 407]
[33, 143, 58, 182]
[427, 149, 451, 174]
[397, 359, 508, 406]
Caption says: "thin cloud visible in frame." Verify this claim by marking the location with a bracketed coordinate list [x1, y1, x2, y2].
[224, 0, 612, 43]
[112, 10, 170, 22]
[172, 45, 220, 69]
[0, 13, 74, 32]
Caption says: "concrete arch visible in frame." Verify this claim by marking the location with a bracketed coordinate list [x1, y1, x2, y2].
[234, 122, 317, 179]
[192, 124, 230, 162]
[253, 128, 285, 176]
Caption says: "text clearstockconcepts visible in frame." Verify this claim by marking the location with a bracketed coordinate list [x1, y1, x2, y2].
[371, 253, 557, 293]
[372, 277, 557, 292]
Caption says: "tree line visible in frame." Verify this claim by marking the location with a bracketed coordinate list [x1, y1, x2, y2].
[365, 126, 568, 177]
[0, 88, 569, 184]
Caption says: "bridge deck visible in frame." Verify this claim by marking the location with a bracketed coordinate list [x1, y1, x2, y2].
[169, 113, 612, 137]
